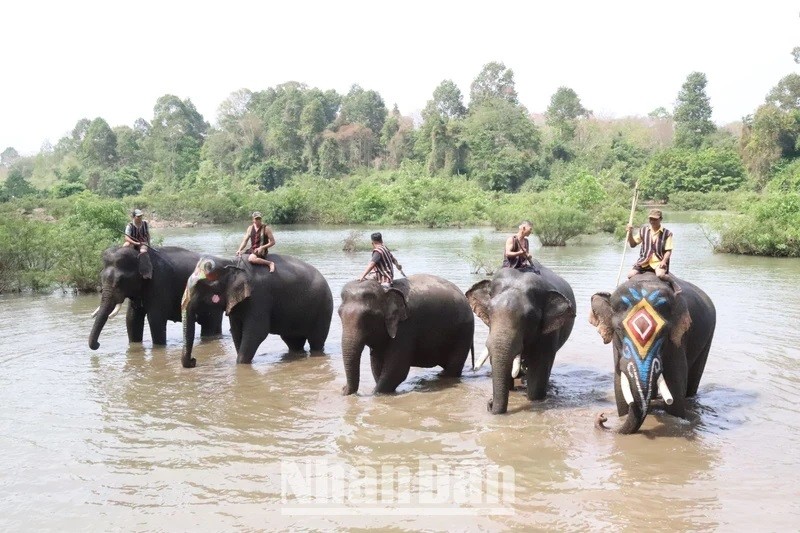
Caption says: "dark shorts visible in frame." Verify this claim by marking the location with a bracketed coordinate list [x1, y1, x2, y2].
[632, 264, 668, 274]
[251, 248, 268, 259]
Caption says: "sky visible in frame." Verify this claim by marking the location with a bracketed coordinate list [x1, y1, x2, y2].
[1, 0, 798, 155]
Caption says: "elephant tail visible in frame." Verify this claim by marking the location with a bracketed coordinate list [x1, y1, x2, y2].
[470, 341, 475, 370]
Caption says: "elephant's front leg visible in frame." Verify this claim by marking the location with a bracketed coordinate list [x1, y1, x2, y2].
[373, 346, 411, 394]
[236, 314, 269, 364]
[126, 303, 145, 343]
[524, 347, 555, 401]
[370, 352, 384, 383]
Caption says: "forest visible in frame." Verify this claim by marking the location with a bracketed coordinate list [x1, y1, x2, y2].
[1, 61, 800, 292]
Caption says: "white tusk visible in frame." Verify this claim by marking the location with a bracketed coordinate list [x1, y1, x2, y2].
[511, 355, 522, 378]
[657, 375, 674, 405]
[619, 372, 635, 405]
[90, 306, 100, 318]
[108, 303, 122, 319]
[474, 348, 490, 370]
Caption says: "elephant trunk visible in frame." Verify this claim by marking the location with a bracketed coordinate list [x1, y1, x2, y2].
[595, 401, 645, 434]
[182, 305, 197, 368]
[486, 330, 521, 415]
[88, 293, 118, 350]
[596, 372, 647, 434]
[341, 333, 365, 396]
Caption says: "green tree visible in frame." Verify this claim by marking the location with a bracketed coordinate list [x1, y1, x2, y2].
[1, 147, 20, 168]
[462, 99, 540, 191]
[546, 87, 591, 143]
[766, 73, 800, 112]
[4, 166, 36, 198]
[673, 72, 716, 149]
[149, 94, 208, 185]
[739, 104, 800, 187]
[80, 117, 118, 168]
[469, 62, 518, 108]
[338, 84, 387, 136]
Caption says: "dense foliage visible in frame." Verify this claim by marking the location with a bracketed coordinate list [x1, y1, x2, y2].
[2, 62, 800, 288]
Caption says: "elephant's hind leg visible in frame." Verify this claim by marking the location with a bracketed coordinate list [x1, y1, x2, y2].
[307, 317, 331, 353]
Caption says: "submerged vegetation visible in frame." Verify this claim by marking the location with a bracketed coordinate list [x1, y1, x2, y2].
[2, 62, 800, 292]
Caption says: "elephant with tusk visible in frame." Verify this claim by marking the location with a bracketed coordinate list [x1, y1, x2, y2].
[590, 272, 716, 434]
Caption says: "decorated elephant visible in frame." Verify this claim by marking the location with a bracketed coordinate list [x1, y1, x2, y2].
[589, 272, 716, 434]
[180, 253, 333, 368]
[467, 266, 576, 414]
[88, 246, 223, 350]
[339, 274, 474, 395]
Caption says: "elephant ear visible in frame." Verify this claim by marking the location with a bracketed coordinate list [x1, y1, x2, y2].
[466, 279, 491, 326]
[384, 288, 409, 339]
[589, 292, 613, 344]
[225, 270, 252, 315]
[669, 295, 692, 347]
[541, 290, 575, 334]
[138, 252, 153, 279]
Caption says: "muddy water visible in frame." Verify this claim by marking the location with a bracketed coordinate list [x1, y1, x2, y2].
[1, 214, 799, 530]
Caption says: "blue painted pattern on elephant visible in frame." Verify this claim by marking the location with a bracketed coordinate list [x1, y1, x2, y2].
[620, 288, 667, 389]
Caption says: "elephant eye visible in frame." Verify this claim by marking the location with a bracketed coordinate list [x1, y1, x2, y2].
[202, 259, 216, 273]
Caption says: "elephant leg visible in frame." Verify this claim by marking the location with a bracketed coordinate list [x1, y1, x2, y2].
[281, 335, 307, 352]
[686, 340, 712, 397]
[147, 311, 168, 346]
[370, 353, 384, 383]
[662, 351, 689, 419]
[198, 309, 224, 338]
[374, 350, 410, 394]
[126, 303, 145, 343]
[525, 350, 554, 401]
[307, 317, 331, 353]
[236, 315, 269, 364]
[229, 318, 243, 354]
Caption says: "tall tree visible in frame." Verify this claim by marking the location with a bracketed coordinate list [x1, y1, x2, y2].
[149, 95, 208, 184]
[338, 84, 387, 136]
[469, 62, 518, 108]
[80, 118, 118, 168]
[765, 73, 800, 111]
[545, 86, 591, 142]
[673, 72, 716, 149]
[462, 99, 540, 191]
[1, 147, 20, 168]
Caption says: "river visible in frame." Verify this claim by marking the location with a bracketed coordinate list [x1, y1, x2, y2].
[1, 214, 799, 530]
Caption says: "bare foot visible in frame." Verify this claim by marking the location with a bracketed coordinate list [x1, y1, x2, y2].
[269, 262, 276, 273]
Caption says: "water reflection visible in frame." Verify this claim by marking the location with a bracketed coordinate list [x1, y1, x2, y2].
[1, 218, 800, 529]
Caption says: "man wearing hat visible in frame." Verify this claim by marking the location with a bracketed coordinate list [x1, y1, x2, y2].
[235, 211, 276, 272]
[123, 208, 152, 278]
[626, 209, 679, 291]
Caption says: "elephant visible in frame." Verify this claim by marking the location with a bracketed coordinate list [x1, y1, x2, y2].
[339, 274, 475, 395]
[180, 253, 333, 368]
[88, 246, 223, 350]
[589, 272, 716, 434]
[467, 266, 576, 414]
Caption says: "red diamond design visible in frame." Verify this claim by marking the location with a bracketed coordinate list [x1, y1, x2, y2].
[626, 308, 655, 346]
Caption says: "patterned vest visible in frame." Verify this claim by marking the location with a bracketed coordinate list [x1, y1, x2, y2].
[372, 244, 395, 284]
[248, 224, 267, 254]
[636, 225, 672, 268]
[126, 220, 149, 244]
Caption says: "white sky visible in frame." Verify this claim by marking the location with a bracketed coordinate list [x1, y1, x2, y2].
[1, 0, 798, 155]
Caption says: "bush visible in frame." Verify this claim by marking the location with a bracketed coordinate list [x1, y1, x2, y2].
[711, 192, 800, 256]
[667, 191, 731, 211]
[531, 205, 591, 246]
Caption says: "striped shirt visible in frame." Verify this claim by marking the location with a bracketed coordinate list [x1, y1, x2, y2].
[633, 225, 673, 270]
[371, 245, 395, 285]
[248, 224, 268, 254]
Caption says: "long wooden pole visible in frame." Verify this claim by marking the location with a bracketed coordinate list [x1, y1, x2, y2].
[616, 181, 640, 286]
